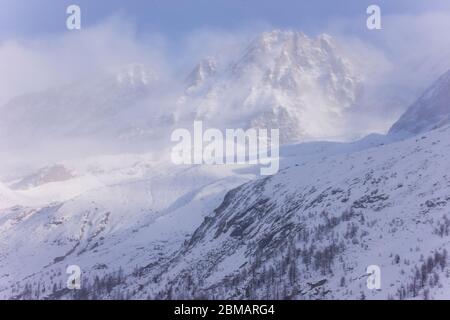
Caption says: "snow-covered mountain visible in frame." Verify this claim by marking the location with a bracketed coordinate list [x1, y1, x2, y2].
[389, 70, 450, 136]
[2, 119, 450, 300]
[0, 119, 389, 299]
[179, 30, 363, 143]
[52, 123, 447, 301]
[141, 125, 450, 300]
[0, 151, 256, 299]
[1, 30, 450, 301]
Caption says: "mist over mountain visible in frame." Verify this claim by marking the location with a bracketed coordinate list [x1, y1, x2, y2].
[389, 69, 450, 136]
[0, 30, 377, 177]
[2, 23, 450, 301]
[178, 31, 364, 143]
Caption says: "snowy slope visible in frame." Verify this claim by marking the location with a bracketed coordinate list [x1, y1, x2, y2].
[0, 129, 397, 300]
[5, 123, 450, 300]
[0, 183, 19, 209]
[0, 150, 257, 299]
[389, 70, 450, 136]
[129, 125, 450, 300]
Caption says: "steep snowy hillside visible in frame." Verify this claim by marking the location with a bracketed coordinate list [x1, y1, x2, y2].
[0, 129, 398, 300]
[389, 70, 450, 136]
[0, 151, 256, 299]
[179, 30, 363, 142]
[111, 125, 450, 300]
[4, 123, 450, 300]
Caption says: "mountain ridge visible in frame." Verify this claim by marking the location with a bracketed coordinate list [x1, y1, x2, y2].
[389, 69, 450, 136]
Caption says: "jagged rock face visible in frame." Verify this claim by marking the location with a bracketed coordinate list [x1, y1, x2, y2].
[185, 58, 218, 93]
[389, 70, 450, 136]
[179, 30, 363, 143]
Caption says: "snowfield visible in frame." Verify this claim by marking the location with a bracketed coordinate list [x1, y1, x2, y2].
[2, 123, 450, 300]
[0, 152, 255, 299]
[143, 125, 450, 300]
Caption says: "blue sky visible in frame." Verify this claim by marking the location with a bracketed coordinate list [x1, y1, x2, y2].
[2, 0, 450, 42]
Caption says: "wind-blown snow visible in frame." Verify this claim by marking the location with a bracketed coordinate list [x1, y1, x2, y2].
[1, 30, 450, 300]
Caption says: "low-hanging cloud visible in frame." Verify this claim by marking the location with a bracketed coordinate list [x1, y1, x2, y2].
[0, 16, 169, 105]
[323, 10, 450, 136]
[1, 9, 450, 176]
